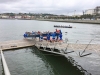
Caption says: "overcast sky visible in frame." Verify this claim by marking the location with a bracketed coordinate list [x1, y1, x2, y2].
[0, 0, 100, 15]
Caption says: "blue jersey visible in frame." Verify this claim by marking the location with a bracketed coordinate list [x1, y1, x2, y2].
[47, 34, 50, 40]
[52, 33, 55, 38]
[59, 33, 62, 40]
[24, 34, 27, 37]
[40, 35, 43, 39]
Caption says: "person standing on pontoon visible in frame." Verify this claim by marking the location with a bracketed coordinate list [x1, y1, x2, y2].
[56, 29, 61, 41]
[39, 34, 43, 41]
[59, 33, 63, 42]
[51, 32, 56, 42]
[47, 33, 50, 42]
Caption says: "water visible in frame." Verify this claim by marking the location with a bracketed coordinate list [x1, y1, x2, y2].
[2, 47, 84, 75]
[0, 19, 100, 75]
[0, 19, 100, 43]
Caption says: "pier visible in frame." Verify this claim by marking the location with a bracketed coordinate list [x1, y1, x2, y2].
[0, 39, 35, 50]
[0, 39, 100, 52]
[0, 39, 100, 75]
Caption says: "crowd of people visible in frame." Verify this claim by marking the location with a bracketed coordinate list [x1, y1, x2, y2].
[39, 29, 63, 42]
[24, 29, 63, 42]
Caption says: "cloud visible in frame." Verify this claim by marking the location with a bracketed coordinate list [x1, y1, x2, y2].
[0, 0, 100, 15]
[0, 0, 21, 3]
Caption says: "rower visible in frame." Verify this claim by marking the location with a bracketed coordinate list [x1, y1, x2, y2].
[39, 34, 43, 41]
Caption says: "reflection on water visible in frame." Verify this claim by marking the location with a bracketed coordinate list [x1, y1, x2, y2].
[31, 47, 90, 75]
[4, 48, 54, 75]
[2, 47, 89, 75]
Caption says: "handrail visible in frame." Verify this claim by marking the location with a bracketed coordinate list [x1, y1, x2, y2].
[0, 49, 11, 75]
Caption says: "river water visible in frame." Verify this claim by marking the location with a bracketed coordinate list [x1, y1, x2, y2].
[0, 19, 100, 75]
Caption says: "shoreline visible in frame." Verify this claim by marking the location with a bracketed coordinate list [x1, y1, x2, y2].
[0, 18, 100, 24]
[36, 19, 100, 24]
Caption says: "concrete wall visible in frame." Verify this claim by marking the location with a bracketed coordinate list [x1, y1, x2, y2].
[37, 19, 100, 24]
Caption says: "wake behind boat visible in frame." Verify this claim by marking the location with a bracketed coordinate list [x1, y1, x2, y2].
[54, 25, 72, 28]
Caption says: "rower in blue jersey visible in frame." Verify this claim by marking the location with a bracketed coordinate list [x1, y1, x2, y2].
[47, 33, 50, 42]
[24, 33, 27, 38]
[59, 30, 62, 34]
[52, 32, 56, 42]
[39, 34, 43, 41]
[32, 31, 35, 34]
[59, 33, 62, 41]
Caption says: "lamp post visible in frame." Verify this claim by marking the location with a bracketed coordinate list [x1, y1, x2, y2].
[74, 10, 76, 17]
[67, 12, 69, 19]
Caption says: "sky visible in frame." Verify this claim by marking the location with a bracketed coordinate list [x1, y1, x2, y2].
[0, 0, 100, 15]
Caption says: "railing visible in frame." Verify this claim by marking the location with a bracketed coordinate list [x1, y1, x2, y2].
[34, 40, 100, 57]
[0, 49, 11, 75]
[64, 38, 100, 44]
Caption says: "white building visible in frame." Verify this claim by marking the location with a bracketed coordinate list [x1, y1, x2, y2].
[84, 9, 94, 15]
[1, 15, 9, 18]
[94, 6, 100, 15]
[72, 14, 81, 17]
[15, 15, 22, 19]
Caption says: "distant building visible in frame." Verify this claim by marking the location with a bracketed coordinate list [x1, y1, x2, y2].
[94, 6, 100, 15]
[84, 6, 100, 16]
[15, 15, 22, 19]
[84, 9, 94, 15]
[21, 15, 31, 19]
[72, 14, 81, 17]
[0, 14, 2, 18]
[1, 15, 9, 19]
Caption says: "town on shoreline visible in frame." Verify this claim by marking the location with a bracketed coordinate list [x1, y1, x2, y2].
[0, 6, 100, 20]
[0, 13, 100, 24]
[0, 6, 100, 24]
[0, 12, 100, 20]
